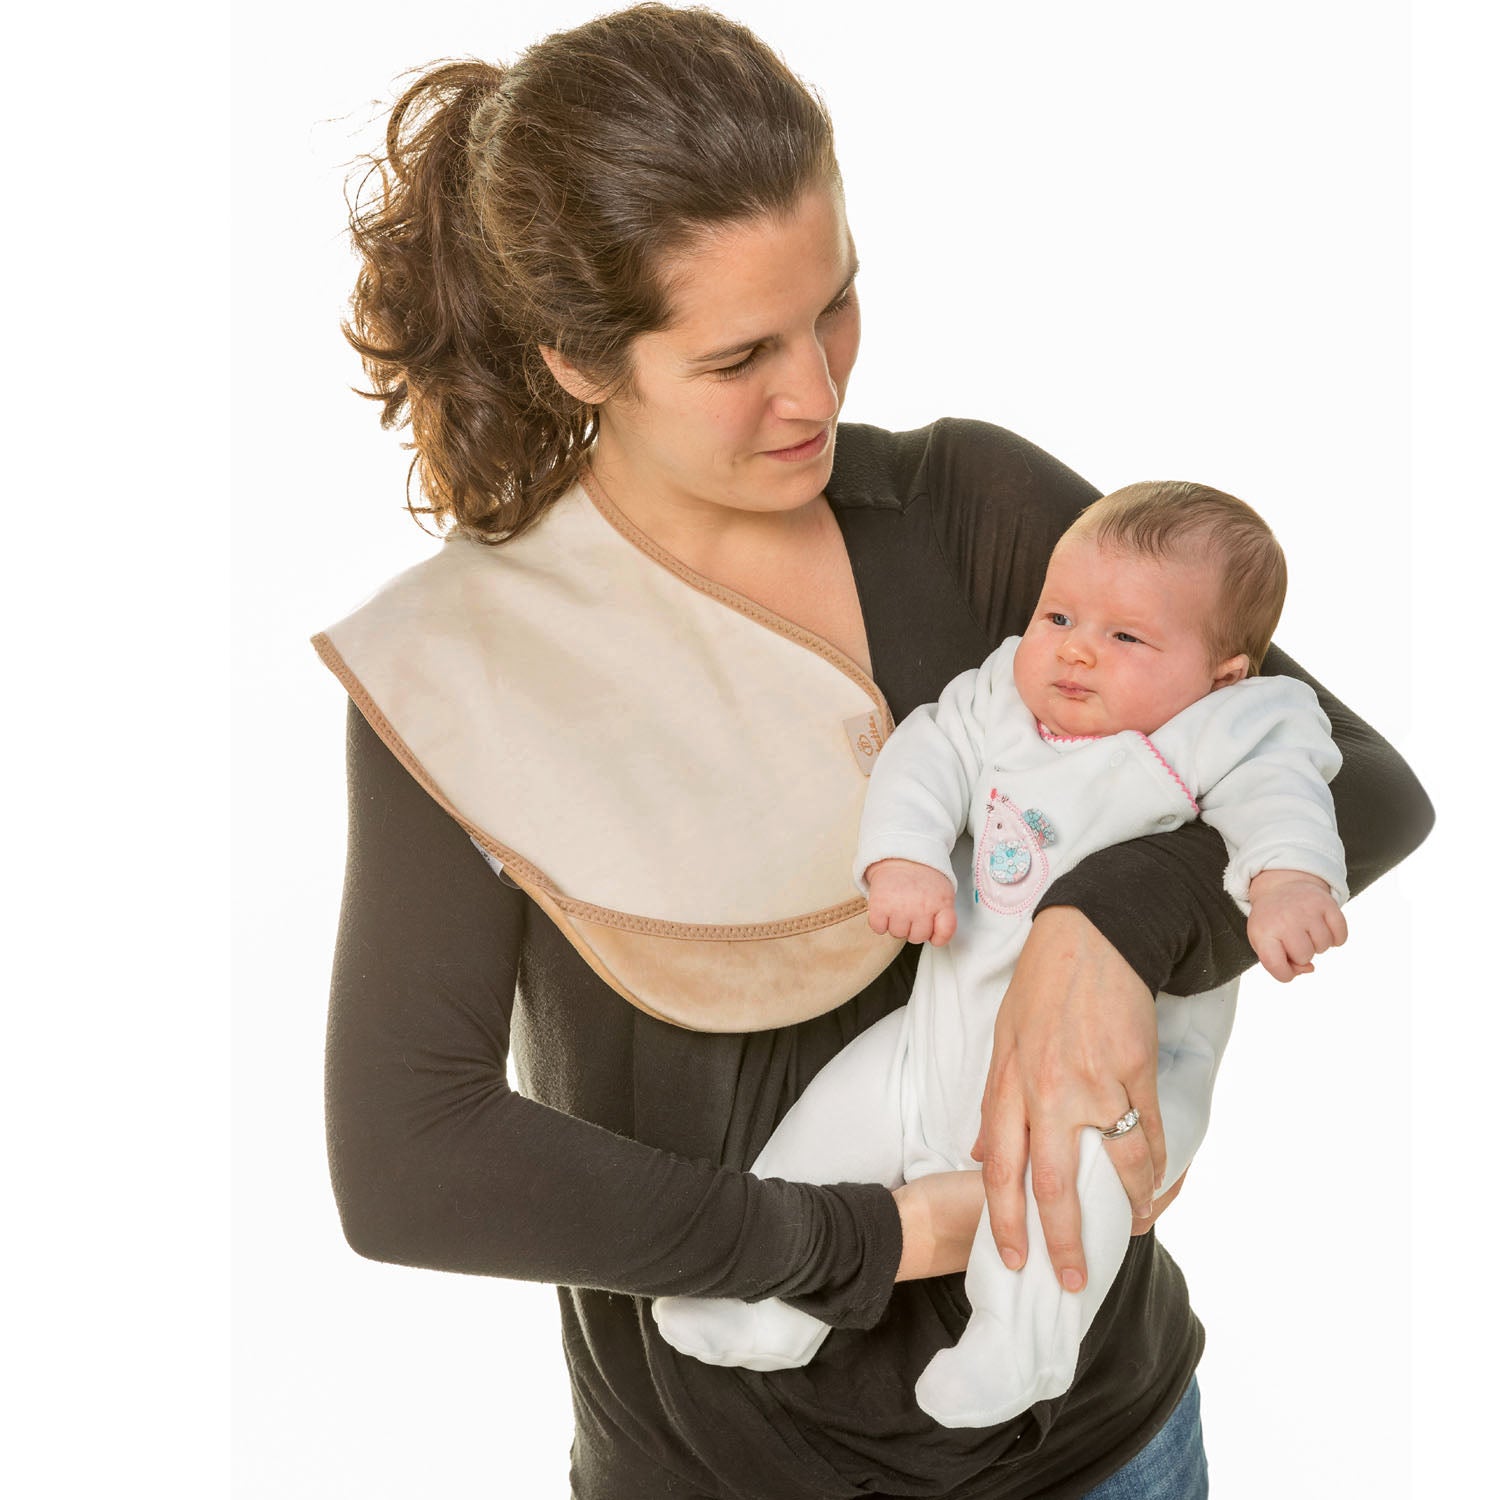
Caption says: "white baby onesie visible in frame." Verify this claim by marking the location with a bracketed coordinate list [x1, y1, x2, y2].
[653, 637, 1346, 1427]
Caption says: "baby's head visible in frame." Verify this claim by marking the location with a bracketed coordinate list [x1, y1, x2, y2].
[1013, 481, 1287, 738]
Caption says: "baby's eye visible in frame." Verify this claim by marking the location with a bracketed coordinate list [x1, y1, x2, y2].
[1112, 632, 1141, 644]
[1045, 612, 1071, 627]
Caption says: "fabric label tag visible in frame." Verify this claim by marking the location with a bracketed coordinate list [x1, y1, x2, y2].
[843, 710, 887, 776]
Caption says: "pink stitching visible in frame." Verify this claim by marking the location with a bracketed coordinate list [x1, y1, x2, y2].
[975, 793, 1051, 916]
[1133, 732, 1200, 813]
[1035, 720, 1102, 744]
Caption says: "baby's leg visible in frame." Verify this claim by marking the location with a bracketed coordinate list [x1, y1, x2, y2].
[652, 1005, 912, 1371]
[914, 985, 1236, 1427]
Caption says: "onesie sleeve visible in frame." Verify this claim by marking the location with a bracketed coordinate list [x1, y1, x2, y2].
[853, 641, 1019, 892]
[1167, 675, 1348, 911]
[325, 702, 903, 1327]
[919, 418, 1433, 995]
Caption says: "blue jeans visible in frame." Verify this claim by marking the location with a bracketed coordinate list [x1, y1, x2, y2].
[1078, 1377, 1208, 1499]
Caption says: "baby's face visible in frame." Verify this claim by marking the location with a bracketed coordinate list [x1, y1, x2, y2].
[1013, 536, 1237, 738]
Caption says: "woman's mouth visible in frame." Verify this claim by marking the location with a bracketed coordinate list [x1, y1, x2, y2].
[763, 427, 830, 462]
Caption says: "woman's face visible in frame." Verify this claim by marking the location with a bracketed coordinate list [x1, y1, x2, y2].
[588, 182, 861, 525]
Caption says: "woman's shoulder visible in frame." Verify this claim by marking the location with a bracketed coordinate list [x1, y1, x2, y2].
[828, 417, 1099, 523]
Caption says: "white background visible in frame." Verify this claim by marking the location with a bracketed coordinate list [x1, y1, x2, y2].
[8, 2, 1491, 1497]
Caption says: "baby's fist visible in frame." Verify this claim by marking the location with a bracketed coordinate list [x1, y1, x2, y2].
[864, 858, 957, 947]
[1246, 869, 1349, 983]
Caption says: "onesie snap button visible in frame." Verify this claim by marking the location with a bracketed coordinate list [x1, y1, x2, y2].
[1157, 813, 1174, 825]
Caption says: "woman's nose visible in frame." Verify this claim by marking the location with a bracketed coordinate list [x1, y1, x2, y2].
[771, 338, 838, 421]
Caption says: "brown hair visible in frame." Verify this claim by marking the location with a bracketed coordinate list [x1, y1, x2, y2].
[1065, 480, 1288, 673]
[342, 4, 839, 542]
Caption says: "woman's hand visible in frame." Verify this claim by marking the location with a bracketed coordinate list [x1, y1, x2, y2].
[890, 1158, 1177, 1283]
[892, 1171, 986, 1281]
[970, 906, 1166, 1292]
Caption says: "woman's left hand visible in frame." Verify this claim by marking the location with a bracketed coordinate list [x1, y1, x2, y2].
[970, 905, 1166, 1292]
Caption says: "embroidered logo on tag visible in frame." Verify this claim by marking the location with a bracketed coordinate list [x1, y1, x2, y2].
[843, 710, 887, 776]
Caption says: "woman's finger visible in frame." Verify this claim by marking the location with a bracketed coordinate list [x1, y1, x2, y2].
[1129, 1071, 1168, 1195]
[1028, 1123, 1085, 1291]
[1101, 1125, 1155, 1221]
[1131, 1165, 1190, 1235]
[1102, 1037, 1165, 1209]
[975, 1090, 1030, 1271]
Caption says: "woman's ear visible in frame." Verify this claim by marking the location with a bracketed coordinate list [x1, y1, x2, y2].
[1210, 654, 1251, 691]
[538, 345, 607, 407]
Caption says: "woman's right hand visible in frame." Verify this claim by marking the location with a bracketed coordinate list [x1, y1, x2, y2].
[892, 1171, 986, 1281]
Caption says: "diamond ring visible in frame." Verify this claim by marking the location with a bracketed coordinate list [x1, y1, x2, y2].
[1100, 1107, 1140, 1140]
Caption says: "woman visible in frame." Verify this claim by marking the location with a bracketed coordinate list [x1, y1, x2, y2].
[318, 7, 1430, 1497]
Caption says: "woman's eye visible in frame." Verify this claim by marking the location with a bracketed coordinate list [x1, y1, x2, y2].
[711, 290, 853, 382]
[821, 287, 855, 320]
[712, 348, 762, 381]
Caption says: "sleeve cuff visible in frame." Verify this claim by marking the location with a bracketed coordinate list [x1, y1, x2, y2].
[853, 835, 960, 895]
[779, 1181, 904, 1331]
[1225, 847, 1351, 913]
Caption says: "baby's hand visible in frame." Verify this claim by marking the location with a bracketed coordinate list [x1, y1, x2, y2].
[864, 858, 957, 947]
[1245, 869, 1349, 983]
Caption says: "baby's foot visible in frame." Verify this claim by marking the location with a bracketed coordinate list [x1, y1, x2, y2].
[914, 1310, 1078, 1428]
[651, 1293, 830, 1372]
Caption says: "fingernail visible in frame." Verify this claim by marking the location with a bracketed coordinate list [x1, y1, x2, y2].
[1000, 1248, 1022, 1271]
[1062, 1269, 1084, 1292]
[1135, 1201, 1153, 1219]
[1154, 1172, 1165, 1191]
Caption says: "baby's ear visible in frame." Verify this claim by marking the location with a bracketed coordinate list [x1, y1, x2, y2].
[1210, 654, 1251, 691]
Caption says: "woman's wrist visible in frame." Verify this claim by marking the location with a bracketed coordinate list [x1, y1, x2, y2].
[1037, 818, 1248, 996]
[891, 1173, 985, 1282]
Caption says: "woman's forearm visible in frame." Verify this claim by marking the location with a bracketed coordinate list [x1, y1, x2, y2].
[328, 701, 903, 1326]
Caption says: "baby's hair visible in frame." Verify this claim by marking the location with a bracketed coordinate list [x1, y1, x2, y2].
[1065, 481, 1287, 674]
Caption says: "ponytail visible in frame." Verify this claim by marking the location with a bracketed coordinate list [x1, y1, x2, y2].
[344, 60, 593, 543]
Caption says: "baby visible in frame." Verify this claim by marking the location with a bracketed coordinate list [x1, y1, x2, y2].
[653, 481, 1348, 1428]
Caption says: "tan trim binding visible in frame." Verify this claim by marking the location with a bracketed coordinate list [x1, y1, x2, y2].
[579, 468, 895, 740]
